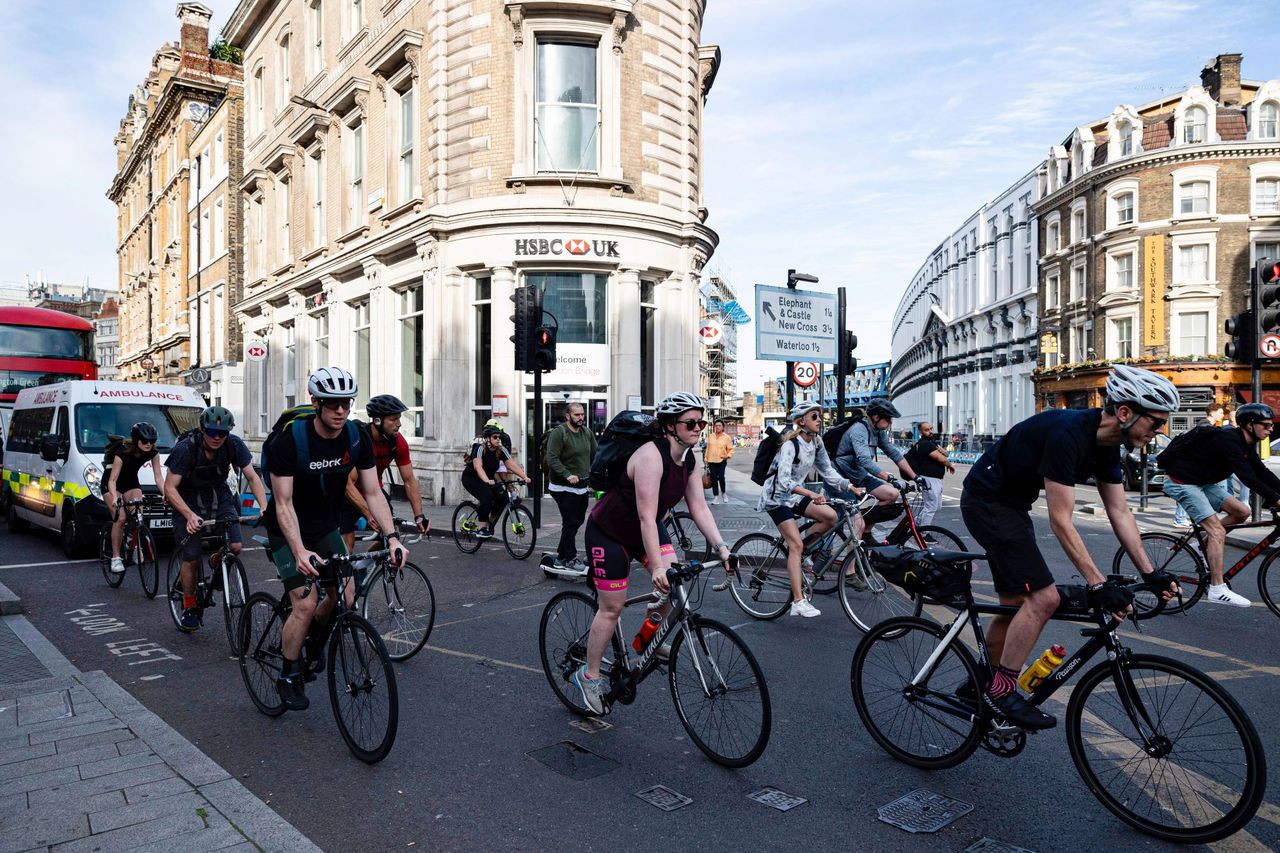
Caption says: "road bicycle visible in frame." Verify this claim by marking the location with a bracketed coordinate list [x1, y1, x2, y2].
[538, 557, 771, 767]
[663, 507, 710, 565]
[166, 517, 253, 655]
[349, 519, 436, 662]
[850, 561, 1266, 844]
[239, 550, 399, 764]
[1113, 507, 1280, 616]
[452, 481, 536, 559]
[99, 497, 160, 598]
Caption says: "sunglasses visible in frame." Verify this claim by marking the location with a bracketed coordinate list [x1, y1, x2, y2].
[320, 399, 354, 411]
[1254, 421, 1275, 430]
[1142, 414, 1167, 431]
[204, 429, 230, 439]
[677, 418, 708, 431]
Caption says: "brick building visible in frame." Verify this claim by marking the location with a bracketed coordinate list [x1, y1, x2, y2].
[108, 3, 244, 387]
[224, 0, 721, 503]
[1032, 54, 1280, 433]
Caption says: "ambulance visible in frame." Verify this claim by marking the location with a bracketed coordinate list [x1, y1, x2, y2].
[3, 381, 206, 556]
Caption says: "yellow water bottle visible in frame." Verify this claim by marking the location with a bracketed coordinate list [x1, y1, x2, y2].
[1018, 644, 1066, 693]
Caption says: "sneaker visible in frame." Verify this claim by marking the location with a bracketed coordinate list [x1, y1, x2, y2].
[178, 608, 201, 633]
[476, 528, 493, 540]
[109, 557, 126, 574]
[1206, 584, 1252, 607]
[275, 675, 310, 712]
[843, 570, 869, 592]
[570, 557, 589, 573]
[801, 555, 814, 571]
[789, 599, 821, 618]
[982, 690, 1056, 731]
[570, 664, 606, 715]
[1173, 519, 1192, 529]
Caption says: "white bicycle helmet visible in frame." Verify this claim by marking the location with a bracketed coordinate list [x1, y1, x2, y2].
[1104, 364, 1180, 413]
[789, 400, 822, 421]
[656, 391, 705, 419]
[308, 366, 358, 400]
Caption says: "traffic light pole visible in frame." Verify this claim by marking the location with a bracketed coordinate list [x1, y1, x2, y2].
[533, 367, 543, 529]
[836, 287, 847, 423]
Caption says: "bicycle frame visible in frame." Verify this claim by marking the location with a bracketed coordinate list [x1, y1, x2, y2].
[1173, 516, 1280, 582]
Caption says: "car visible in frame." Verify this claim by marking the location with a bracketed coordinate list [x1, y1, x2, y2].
[1121, 432, 1170, 491]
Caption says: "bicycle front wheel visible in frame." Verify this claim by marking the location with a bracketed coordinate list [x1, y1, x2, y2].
[1255, 548, 1280, 619]
[1065, 653, 1266, 844]
[851, 616, 982, 769]
[221, 556, 251, 656]
[328, 613, 399, 764]
[165, 551, 185, 630]
[726, 533, 792, 620]
[361, 562, 435, 661]
[452, 502, 482, 554]
[238, 592, 286, 717]
[915, 524, 966, 552]
[100, 528, 125, 588]
[667, 511, 711, 565]
[502, 504, 536, 560]
[138, 530, 160, 599]
[668, 616, 771, 768]
[538, 590, 623, 717]
[1111, 532, 1207, 614]
[839, 547, 923, 632]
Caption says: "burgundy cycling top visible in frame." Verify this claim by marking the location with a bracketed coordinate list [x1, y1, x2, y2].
[590, 439, 693, 553]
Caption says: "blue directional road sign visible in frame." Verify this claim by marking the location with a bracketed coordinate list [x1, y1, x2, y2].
[754, 284, 838, 364]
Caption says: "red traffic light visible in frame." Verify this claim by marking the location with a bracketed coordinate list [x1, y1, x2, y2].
[537, 329, 552, 345]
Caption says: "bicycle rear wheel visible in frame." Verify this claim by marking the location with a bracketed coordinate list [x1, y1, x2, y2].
[360, 562, 435, 662]
[726, 533, 792, 620]
[221, 556, 251, 656]
[502, 504, 536, 560]
[100, 528, 125, 588]
[666, 511, 711, 565]
[138, 530, 160, 599]
[1257, 549, 1280, 619]
[668, 616, 771, 767]
[851, 616, 982, 769]
[1065, 653, 1266, 844]
[839, 547, 923, 632]
[1111, 532, 1207, 614]
[538, 590, 623, 717]
[915, 524, 966, 551]
[165, 551, 185, 630]
[327, 613, 399, 764]
[238, 592, 287, 717]
[452, 502, 482, 554]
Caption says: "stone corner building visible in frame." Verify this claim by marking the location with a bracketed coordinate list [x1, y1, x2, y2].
[223, 0, 720, 503]
[108, 3, 244, 397]
[1032, 53, 1280, 433]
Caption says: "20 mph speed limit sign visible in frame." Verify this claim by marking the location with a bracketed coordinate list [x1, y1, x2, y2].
[793, 362, 819, 387]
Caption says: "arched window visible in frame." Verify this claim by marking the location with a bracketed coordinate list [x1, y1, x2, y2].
[1185, 106, 1207, 144]
[1261, 102, 1279, 139]
[1119, 122, 1133, 156]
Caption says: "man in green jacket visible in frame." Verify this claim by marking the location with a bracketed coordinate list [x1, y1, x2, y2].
[546, 402, 598, 575]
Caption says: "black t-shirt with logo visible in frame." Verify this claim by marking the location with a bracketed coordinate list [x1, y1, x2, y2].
[165, 434, 252, 502]
[263, 419, 375, 541]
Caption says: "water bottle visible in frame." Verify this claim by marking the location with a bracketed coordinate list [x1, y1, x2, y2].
[1018, 644, 1066, 692]
[632, 611, 662, 653]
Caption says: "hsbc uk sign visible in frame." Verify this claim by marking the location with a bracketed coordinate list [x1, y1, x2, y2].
[514, 238, 620, 258]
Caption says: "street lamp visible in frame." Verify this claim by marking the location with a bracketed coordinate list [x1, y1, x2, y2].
[784, 269, 819, 413]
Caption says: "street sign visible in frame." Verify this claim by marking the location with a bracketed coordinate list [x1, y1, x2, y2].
[245, 340, 268, 362]
[698, 318, 722, 346]
[754, 284, 837, 364]
[793, 362, 818, 387]
[1262, 333, 1280, 358]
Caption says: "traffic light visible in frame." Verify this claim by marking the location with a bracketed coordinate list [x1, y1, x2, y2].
[1225, 311, 1255, 361]
[840, 330, 858, 375]
[509, 285, 539, 371]
[1256, 258, 1280, 339]
[533, 324, 557, 371]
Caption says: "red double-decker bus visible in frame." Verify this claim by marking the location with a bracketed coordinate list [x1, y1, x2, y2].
[0, 306, 97, 405]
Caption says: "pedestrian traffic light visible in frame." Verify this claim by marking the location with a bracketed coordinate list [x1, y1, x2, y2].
[1225, 311, 1255, 361]
[1256, 258, 1280, 338]
[532, 324, 557, 372]
[840, 330, 858, 375]
[509, 285, 539, 371]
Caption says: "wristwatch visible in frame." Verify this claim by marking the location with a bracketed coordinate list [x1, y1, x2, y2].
[386, 532, 401, 541]
[713, 542, 730, 553]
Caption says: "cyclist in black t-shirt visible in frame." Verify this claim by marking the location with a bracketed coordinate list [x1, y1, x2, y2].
[960, 365, 1179, 731]
[104, 422, 164, 575]
[261, 367, 407, 712]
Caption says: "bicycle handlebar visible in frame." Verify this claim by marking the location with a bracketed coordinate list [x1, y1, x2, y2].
[665, 555, 737, 588]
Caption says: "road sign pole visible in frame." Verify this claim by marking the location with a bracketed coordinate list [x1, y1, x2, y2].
[836, 287, 847, 423]
[784, 273, 797, 417]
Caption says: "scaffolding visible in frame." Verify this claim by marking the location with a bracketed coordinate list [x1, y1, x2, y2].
[698, 276, 749, 418]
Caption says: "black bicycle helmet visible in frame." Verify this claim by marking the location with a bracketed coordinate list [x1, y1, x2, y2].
[366, 394, 408, 418]
[1236, 403, 1275, 426]
[130, 422, 158, 443]
[866, 399, 901, 419]
[482, 425, 503, 438]
[199, 406, 235, 430]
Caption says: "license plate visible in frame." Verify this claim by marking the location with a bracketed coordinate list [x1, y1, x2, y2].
[147, 516, 173, 529]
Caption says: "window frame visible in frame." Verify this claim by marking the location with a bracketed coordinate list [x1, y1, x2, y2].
[1172, 165, 1219, 221]
[472, 276, 492, 430]
[396, 286, 425, 437]
[1250, 163, 1280, 216]
[1106, 313, 1136, 360]
[307, 0, 324, 79]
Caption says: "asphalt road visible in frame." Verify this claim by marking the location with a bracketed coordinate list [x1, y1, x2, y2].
[3, 456, 1280, 852]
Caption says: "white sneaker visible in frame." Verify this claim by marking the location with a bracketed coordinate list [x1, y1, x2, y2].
[109, 557, 126, 574]
[790, 599, 821, 618]
[1206, 584, 1251, 607]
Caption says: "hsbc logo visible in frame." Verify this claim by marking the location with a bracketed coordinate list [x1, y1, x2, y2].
[514, 238, 620, 258]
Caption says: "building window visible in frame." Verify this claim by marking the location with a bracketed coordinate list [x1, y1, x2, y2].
[201, 208, 212, 263]
[1072, 209, 1085, 244]
[308, 0, 323, 78]
[525, 272, 607, 344]
[278, 179, 291, 263]
[397, 85, 415, 202]
[535, 40, 599, 173]
[1184, 105, 1207, 144]
[213, 198, 225, 256]
[1070, 322, 1087, 362]
[1116, 192, 1134, 225]
[1256, 241, 1280, 263]
[473, 277, 492, 434]
[251, 196, 265, 278]
[1178, 311, 1209, 356]
[252, 67, 265, 135]
[1119, 123, 1133, 156]
[1071, 265, 1085, 302]
[1257, 178, 1280, 214]
[1179, 181, 1210, 216]
[1111, 253, 1134, 291]
[1045, 272, 1060, 310]
[213, 288, 224, 358]
[313, 310, 329, 365]
[310, 150, 325, 247]
[278, 35, 291, 106]
[399, 287, 424, 435]
[347, 122, 364, 230]
[344, 0, 363, 41]
[1261, 102, 1279, 139]
[282, 323, 296, 408]
[1046, 222, 1059, 254]
[640, 280, 656, 408]
[1109, 316, 1134, 359]
[352, 300, 370, 412]
[1178, 244, 1210, 283]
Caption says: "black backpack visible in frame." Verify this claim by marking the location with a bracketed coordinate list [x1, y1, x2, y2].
[589, 411, 658, 492]
[750, 427, 801, 486]
[101, 434, 128, 474]
[822, 413, 866, 461]
[1156, 423, 1221, 471]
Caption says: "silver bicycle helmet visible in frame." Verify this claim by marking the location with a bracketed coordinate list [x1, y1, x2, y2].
[1104, 364, 1180, 413]
[308, 366, 358, 400]
[789, 400, 822, 421]
[656, 391, 705, 419]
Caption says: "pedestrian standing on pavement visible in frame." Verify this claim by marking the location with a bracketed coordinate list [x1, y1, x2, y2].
[545, 402, 597, 574]
[907, 422, 954, 529]
[1174, 402, 1225, 527]
[704, 419, 733, 504]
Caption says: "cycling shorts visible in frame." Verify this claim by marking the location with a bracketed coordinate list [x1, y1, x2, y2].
[339, 491, 394, 534]
[960, 495, 1053, 596]
[766, 496, 813, 525]
[172, 494, 242, 562]
[583, 517, 674, 593]
[267, 528, 348, 593]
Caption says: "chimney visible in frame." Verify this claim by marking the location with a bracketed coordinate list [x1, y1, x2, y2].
[1202, 53, 1243, 106]
[177, 3, 214, 55]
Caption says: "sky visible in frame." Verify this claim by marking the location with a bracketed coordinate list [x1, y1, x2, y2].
[0, 0, 1271, 393]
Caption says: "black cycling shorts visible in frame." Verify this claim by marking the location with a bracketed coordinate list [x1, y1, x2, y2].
[766, 496, 813, 525]
[339, 491, 394, 534]
[583, 517, 673, 593]
[960, 494, 1053, 596]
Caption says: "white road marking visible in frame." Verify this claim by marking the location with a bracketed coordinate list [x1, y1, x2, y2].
[0, 558, 97, 570]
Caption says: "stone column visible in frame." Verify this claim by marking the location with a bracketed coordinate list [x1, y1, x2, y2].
[363, 258, 388, 410]
[490, 266, 519, 445]
[612, 268, 641, 412]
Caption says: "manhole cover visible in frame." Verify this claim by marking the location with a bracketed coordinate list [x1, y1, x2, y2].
[877, 789, 973, 833]
[569, 717, 613, 735]
[966, 839, 1037, 853]
[635, 785, 693, 811]
[526, 741, 619, 780]
[748, 787, 808, 811]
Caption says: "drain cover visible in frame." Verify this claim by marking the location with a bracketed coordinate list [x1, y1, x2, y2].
[877, 789, 973, 833]
[635, 785, 693, 811]
[526, 741, 619, 780]
[569, 717, 613, 735]
[966, 840, 1037, 853]
[748, 787, 808, 811]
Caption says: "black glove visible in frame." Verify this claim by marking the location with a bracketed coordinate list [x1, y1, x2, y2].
[1088, 580, 1134, 613]
[1145, 569, 1178, 592]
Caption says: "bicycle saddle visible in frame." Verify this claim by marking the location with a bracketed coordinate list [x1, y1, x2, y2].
[925, 548, 986, 564]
